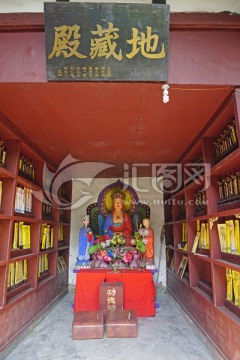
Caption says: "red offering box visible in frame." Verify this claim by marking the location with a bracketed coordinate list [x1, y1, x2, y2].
[99, 282, 123, 319]
[72, 311, 104, 340]
[106, 309, 138, 338]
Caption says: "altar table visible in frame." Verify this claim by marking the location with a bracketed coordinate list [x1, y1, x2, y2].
[74, 269, 156, 317]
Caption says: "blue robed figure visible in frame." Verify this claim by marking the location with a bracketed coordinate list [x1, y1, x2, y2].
[77, 215, 94, 265]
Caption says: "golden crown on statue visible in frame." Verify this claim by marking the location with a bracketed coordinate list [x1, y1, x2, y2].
[111, 192, 126, 200]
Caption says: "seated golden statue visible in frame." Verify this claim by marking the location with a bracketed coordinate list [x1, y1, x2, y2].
[86, 179, 151, 239]
[103, 192, 132, 239]
[85, 181, 152, 269]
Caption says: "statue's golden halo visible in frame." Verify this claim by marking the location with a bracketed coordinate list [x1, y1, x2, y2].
[101, 188, 135, 216]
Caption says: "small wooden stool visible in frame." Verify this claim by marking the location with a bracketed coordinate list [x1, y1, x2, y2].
[106, 309, 138, 338]
[72, 311, 104, 340]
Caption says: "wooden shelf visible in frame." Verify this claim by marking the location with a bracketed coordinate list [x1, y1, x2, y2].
[59, 221, 70, 226]
[39, 248, 56, 254]
[175, 248, 188, 255]
[0, 260, 7, 267]
[9, 252, 38, 262]
[210, 148, 240, 177]
[7, 282, 31, 303]
[213, 258, 240, 272]
[188, 213, 209, 222]
[224, 299, 240, 319]
[17, 175, 42, 191]
[41, 216, 56, 224]
[167, 267, 189, 285]
[188, 207, 240, 222]
[0, 118, 71, 353]
[0, 166, 15, 179]
[0, 214, 11, 220]
[164, 92, 240, 360]
[172, 218, 187, 224]
[205, 208, 240, 220]
[37, 271, 51, 284]
[190, 252, 212, 262]
[10, 248, 32, 259]
[221, 252, 240, 266]
[197, 280, 213, 299]
[196, 248, 210, 256]
[13, 215, 39, 222]
[164, 220, 174, 225]
[193, 285, 213, 303]
[217, 200, 240, 213]
[58, 244, 69, 251]
[184, 176, 205, 192]
[167, 188, 185, 201]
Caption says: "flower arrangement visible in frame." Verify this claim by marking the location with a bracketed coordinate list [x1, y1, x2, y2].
[110, 235, 126, 247]
[88, 234, 110, 255]
[100, 249, 115, 263]
[131, 229, 148, 253]
[88, 231, 147, 268]
[122, 250, 135, 264]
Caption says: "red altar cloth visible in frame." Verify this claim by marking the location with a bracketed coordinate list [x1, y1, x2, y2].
[74, 269, 156, 317]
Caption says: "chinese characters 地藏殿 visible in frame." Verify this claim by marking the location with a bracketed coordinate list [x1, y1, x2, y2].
[48, 22, 166, 61]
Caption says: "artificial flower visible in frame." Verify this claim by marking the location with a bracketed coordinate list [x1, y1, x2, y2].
[106, 239, 111, 247]
[139, 228, 149, 237]
[123, 251, 134, 263]
[89, 231, 146, 266]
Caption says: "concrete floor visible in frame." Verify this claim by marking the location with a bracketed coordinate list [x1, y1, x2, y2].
[4, 293, 223, 360]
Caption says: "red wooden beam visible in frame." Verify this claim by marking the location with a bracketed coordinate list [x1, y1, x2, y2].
[0, 13, 44, 31]
[0, 12, 240, 31]
[170, 12, 240, 30]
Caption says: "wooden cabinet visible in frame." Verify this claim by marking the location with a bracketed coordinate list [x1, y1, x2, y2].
[165, 91, 240, 359]
[0, 120, 71, 352]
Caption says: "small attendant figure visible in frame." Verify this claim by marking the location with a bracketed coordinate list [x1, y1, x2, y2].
[142, 218, 154, 265]
[76, 215, 94, 268]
